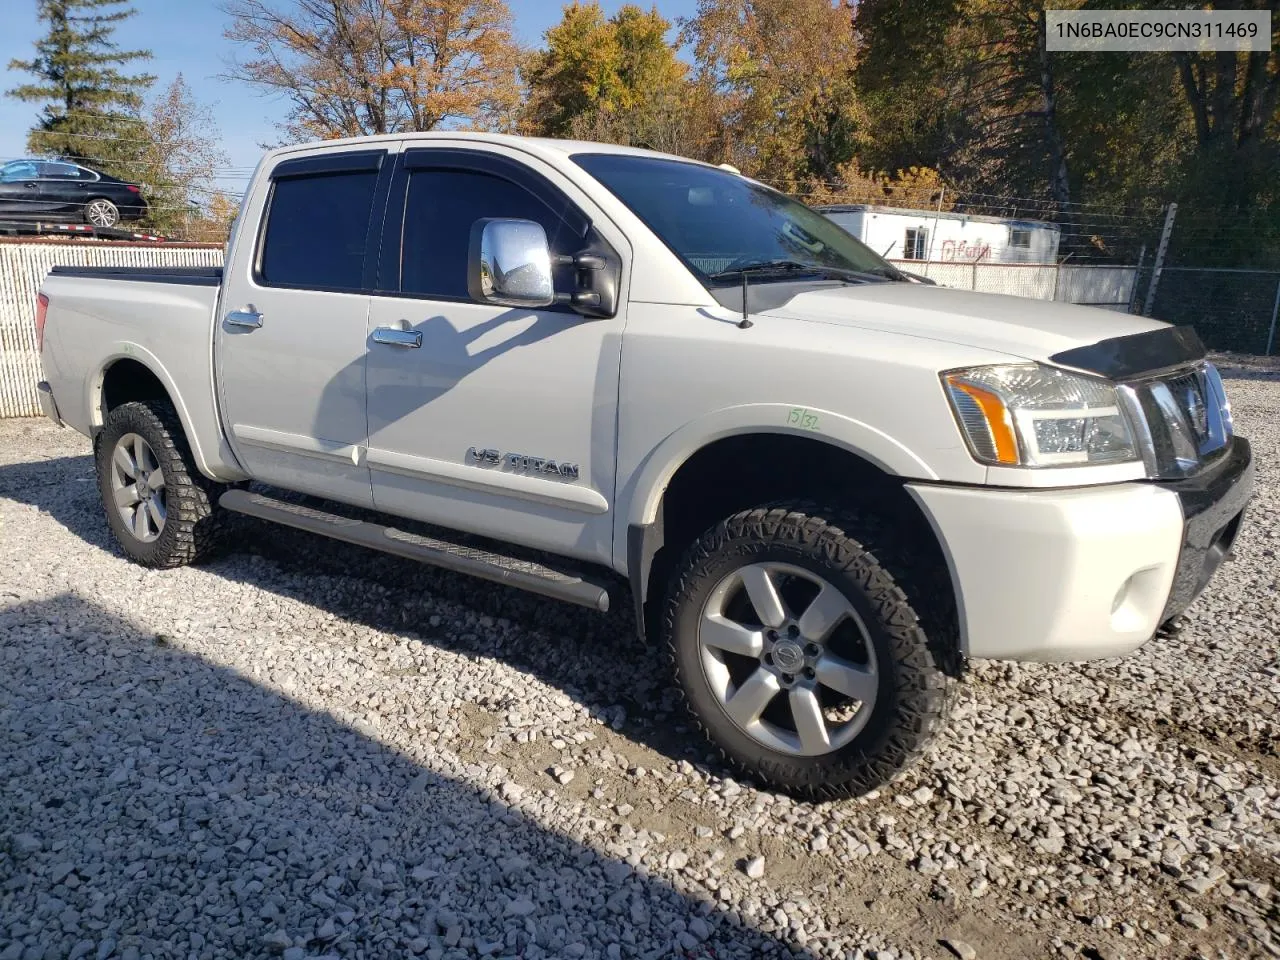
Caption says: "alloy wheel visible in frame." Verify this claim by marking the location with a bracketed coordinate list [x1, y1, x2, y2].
[697, 562, 879, 756]
[86, 199, 119, 227]
[110, 432, 167, 542]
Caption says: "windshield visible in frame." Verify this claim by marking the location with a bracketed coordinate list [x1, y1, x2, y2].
[572, 153, 896, 284]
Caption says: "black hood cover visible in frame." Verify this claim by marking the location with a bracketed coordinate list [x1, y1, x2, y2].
[1049, 324, 1206, 381]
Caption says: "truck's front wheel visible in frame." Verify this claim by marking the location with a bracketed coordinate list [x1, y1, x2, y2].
[663, 504, 956, 800]
[95, 401, 230, 567]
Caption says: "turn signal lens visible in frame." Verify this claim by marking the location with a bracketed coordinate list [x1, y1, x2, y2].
[945, 377, 1019, 464]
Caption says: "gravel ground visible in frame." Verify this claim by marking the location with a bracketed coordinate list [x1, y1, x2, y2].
[1, 368, 1278, 960]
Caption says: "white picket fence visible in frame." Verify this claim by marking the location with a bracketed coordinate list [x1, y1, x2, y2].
[0, 242, 224, 418]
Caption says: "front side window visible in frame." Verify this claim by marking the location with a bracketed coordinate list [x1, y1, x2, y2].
[1, 161, 38, 183]
[572, 153, 897, 283]
[904, 228, 928, 260]
[399, 168, 569, 299]
[259, 170, 378, 290]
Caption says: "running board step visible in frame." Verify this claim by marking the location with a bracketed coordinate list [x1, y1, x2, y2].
[219, 489, 611, 612]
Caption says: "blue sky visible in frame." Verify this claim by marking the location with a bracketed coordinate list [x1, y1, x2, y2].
[0, 0, 697, 197]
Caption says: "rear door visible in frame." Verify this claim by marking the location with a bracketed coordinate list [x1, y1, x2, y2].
[35, 162, 89, 218]
[216, 147, 394, 508]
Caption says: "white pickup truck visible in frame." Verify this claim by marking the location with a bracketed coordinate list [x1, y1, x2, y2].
[36, 133, 1253, 798]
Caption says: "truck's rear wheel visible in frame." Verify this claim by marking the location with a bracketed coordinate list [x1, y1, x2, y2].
[663, 504, 956, 799]
[95, 401, 230, 567]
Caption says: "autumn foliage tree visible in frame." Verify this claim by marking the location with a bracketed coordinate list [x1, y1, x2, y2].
[521, 3, 704, 154]
[222, 0, 521, 141]
[133, 75, 233, 234]
[682, 0, 862, 188]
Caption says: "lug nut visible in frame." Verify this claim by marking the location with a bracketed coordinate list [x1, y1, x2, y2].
[781, 673, 794, 684]
[763, 652, 773, 665]
[787, 625, 800, 638]
[804, 643, 820, 657]
[804, 667, 816, 679]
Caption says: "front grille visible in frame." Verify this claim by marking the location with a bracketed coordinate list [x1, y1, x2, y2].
[1165, 370, 1210, 444]
[1120, 362, 1232, 479]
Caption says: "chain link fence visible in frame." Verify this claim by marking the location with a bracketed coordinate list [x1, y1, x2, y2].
[1135, 265, 1280, 355]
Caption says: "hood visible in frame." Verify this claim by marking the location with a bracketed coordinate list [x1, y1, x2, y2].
[766, 282, 1168, 365]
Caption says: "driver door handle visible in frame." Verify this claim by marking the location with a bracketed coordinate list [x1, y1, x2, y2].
[226, 310, 264, 329]
[372, 327, 422, 348]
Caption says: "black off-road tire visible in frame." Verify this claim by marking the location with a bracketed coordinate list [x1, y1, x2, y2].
[95, 400, 232, 567]
[662, 503, 959, 800]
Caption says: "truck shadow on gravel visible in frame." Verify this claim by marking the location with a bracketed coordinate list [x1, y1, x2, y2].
[0, 453, 736, 794]
[0, 592, 816, 960]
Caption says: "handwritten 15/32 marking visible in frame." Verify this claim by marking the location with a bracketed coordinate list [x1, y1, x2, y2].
[787, 407, 821, 431]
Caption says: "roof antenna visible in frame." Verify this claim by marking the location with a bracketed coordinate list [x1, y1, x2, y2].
[738, 271, 753, 329]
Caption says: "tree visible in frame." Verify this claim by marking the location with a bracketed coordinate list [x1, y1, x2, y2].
[683, 0, 862, 187]
[854, 0, 1077, 206]
[132, 75, 232, 235]
[521, 3, 700, 153]
[186, 191, 241, 244]
[6, 0, 155, 167]
[222, 0, 521, 142]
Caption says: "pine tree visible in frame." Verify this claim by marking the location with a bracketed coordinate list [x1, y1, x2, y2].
[6, 0, 155, 171]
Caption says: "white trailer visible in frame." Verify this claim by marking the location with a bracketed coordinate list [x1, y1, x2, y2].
[820, 204, 1060, 264]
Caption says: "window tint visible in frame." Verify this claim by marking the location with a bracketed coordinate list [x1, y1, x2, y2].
[39, 162, 81, 179]
[1010, 228, 1031, 249]
[1, 161, 37, 183]
[260, 170, 379, 290]
[400, 169, 568, 299]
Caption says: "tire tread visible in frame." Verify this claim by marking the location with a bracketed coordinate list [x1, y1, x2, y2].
[662, 502, 959, 800]
[95, 400, 232, 567]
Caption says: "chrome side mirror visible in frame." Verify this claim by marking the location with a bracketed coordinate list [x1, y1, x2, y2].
[467, 218, 555, 308]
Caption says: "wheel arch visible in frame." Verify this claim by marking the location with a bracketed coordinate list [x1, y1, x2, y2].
[622, 418, 956, 650]
[90, 350, 218, 480]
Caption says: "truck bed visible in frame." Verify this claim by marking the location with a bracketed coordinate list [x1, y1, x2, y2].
[38, 267, 242, 481]
[48, 265, 224, 286]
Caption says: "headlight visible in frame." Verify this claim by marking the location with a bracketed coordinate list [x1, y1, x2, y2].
[942, 364, 1138, 467]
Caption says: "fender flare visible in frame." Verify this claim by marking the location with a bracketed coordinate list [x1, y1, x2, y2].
[87, 344, 227, 480]
[615, 403, 941, 634]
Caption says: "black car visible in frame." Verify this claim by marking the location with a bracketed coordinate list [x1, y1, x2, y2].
[0, 159, 149, 227]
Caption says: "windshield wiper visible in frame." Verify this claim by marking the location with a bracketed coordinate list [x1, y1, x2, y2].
[709, 258, 879, 283]
[860, 264, 924, 283]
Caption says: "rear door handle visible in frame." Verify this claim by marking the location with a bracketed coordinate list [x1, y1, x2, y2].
[226, 310, 263, 329]
[372, 327, 422, 348]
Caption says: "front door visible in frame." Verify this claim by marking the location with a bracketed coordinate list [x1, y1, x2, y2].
[0, 161, 46, 218]
[216, 148, 392, 508]
[364, 148, 625, 563]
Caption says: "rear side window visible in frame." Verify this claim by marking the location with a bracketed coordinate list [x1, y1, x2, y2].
[260, 170, 379, 291]
[400, 169, 568, 299]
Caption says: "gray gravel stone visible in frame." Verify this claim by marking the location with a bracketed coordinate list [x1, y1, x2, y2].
[940, 939, 977, 960]
[2, 371, 1279, 960]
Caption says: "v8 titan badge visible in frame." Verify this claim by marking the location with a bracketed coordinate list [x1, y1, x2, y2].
[467, 446, 580, 480]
